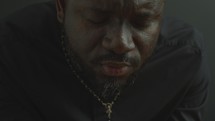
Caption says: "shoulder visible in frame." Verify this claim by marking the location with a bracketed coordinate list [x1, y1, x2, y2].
[0, 1, 59, 45]
[0, 1, 62, 74]
[145, 16, 210, 88]
[157, 16, 205, 53]
[151, 16, 206, 64]
[0, 1, 60, 56]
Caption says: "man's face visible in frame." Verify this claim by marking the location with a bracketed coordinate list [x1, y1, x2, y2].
[60, 0, 164, 89]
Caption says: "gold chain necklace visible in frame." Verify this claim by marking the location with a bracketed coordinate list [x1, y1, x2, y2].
[60, 34, 120, 121]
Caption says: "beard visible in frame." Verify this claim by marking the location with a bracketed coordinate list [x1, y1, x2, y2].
[66, 47, 137, 101]
[61, 32, 137, 101]
[98, 75, 136, 102]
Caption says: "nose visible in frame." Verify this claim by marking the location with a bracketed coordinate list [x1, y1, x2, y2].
[102, 22, 135, 54]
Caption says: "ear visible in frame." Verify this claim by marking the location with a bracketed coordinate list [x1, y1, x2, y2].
[56, 0, 65, 23]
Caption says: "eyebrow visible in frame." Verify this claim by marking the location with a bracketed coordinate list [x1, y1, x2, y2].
[135, 1, 154, 9]
[83, 0, 162, 15]
[134, 0, 163, 14]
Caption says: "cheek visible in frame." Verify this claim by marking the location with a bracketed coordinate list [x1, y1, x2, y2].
[133, 24, 160, 61]
[64, 15, 106, 55]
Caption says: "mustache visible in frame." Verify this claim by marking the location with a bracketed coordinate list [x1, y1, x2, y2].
[91, 52, 140, 67]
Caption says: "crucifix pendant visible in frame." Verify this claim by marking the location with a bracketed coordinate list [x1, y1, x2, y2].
[104, 103, 113, 121]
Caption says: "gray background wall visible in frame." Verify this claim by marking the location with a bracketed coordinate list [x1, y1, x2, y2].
[0, 0, 214, 120]
[164, 1, 215, 121]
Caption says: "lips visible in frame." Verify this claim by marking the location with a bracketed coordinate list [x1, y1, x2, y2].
[100, 61, 131, 77]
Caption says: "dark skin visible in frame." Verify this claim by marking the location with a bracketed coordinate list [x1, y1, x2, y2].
[56, 0, 164, 97]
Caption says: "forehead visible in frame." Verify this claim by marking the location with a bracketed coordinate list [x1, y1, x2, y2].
[68, 0, 163, 11]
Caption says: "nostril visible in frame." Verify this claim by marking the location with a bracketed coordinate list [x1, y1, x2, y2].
[114, 42, 135, 54]
[102, 37, 112, 49]
[102, 36, 135, 54]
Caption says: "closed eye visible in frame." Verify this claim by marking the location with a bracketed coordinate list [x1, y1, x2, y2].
[84, 10, 111, 25]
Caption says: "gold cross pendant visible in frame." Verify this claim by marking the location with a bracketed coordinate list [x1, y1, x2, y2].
[104, 103, 113, 121]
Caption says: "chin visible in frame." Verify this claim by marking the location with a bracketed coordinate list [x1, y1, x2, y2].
[96, 72, 135, 88]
